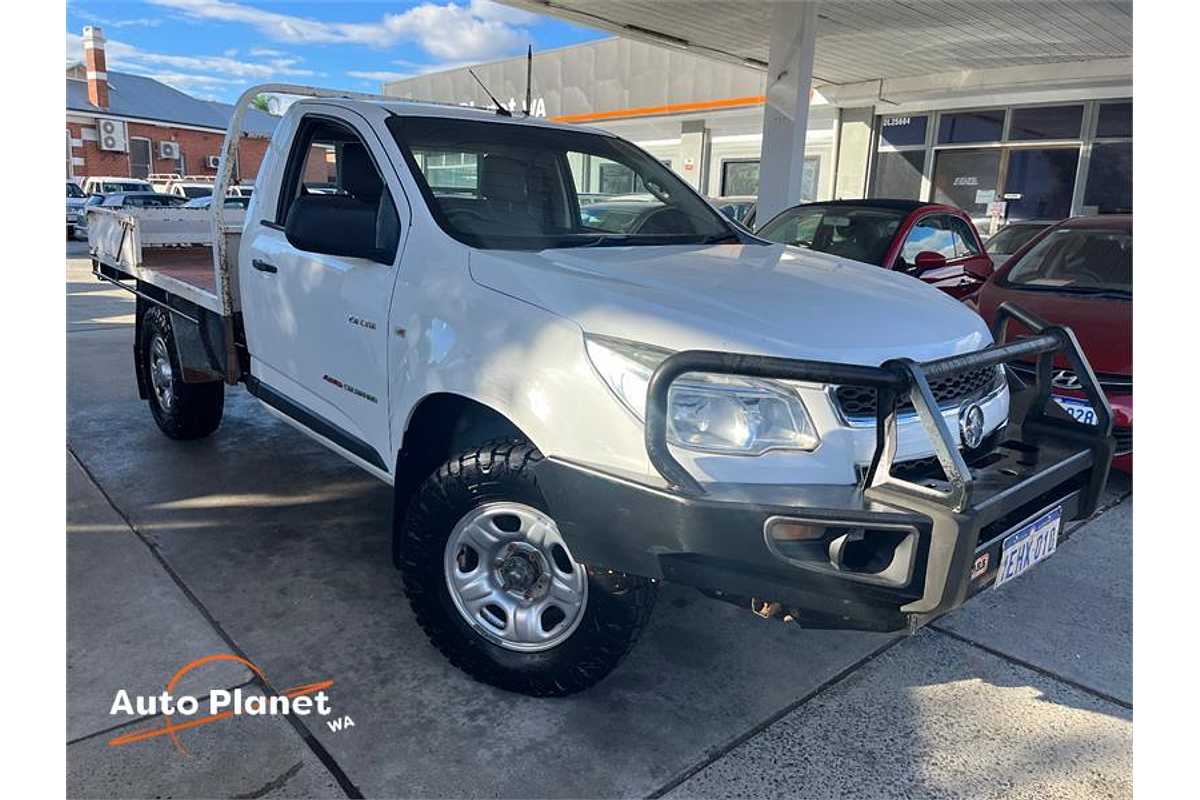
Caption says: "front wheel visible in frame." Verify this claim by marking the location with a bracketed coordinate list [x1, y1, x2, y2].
[139, 305, 224, 440]
[398, 438, 657, 696]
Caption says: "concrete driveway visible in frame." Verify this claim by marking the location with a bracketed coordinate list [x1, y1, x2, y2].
[65, 244, 1131, 799]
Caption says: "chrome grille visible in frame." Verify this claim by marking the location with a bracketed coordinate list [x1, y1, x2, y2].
[835, 365, 1002, 420]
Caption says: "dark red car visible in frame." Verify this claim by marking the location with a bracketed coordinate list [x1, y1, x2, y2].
[973, 215, 1132, 472]
[755, 199, 994, 298]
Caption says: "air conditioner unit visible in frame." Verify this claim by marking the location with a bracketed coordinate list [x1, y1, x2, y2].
[206, 155, 220, 169]
[97, 118, 127, 152]
[158, 140, 180, 160]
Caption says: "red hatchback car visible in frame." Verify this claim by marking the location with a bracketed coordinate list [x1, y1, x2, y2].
[973, 215, 1132, 472]
[755, 199, 994, 298]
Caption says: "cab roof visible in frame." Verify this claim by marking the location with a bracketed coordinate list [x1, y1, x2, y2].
[292, 96, 614, 137]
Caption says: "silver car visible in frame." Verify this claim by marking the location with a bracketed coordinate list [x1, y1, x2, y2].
[66, 181, 87, 239]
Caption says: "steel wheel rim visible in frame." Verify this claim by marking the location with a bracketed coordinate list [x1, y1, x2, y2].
[149, 335, 174, 410]
[443, 502, 588, 653]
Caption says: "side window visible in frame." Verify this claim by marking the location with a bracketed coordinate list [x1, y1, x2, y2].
[944, 215, 982, 257]
[900, 216, 956, 264]
[276, 117, 400, 264]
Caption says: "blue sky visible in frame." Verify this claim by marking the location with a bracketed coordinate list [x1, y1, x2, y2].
[66, 1, 604, 101]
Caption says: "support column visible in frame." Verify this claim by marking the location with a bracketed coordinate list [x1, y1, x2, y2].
[756, 0, 818, 223]
[834, 106, 876, 200]
[678, 120, 710, 193]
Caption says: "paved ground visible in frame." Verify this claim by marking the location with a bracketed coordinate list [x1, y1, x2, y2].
[65, 243, 1131, 799]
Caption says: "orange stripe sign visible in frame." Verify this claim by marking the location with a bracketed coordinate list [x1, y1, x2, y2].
[550, 94, 767, 124]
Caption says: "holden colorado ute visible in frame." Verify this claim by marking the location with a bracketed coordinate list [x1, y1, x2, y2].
[87, 85, 1115, 697]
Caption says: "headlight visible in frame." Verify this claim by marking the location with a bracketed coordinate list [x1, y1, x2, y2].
[585, 334, 820, 455]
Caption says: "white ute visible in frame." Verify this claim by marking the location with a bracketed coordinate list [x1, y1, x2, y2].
[90, 85, 1114, 696]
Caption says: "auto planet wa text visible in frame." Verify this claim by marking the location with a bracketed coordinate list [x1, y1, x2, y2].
[110, 687, 332, 718]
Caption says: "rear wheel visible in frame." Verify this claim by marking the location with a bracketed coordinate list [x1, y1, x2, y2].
[139, 305, 224, 440]
[398, 438, 657, 696]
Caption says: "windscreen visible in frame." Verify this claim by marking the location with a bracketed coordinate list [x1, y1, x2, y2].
[67, 182, 84, 198]
[181, 185, 213, 198]
[757, 206, 905, 265]
[388, 116, 739, 250]
[1004, 227, 1131, 294]
[986, 223, 1048, 256]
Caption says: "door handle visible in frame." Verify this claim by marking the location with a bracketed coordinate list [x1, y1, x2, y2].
[251, 258, 277, 274]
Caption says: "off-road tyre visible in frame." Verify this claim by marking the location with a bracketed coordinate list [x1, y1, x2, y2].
[140, 305, 224, 440]
[398, 437, 657, 696]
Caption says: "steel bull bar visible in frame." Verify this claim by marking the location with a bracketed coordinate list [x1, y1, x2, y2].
[537, 303, 1115, 632]
[646, 302, 1113, 509]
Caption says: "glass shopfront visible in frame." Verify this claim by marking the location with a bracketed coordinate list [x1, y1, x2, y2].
[870, 99, 1131, 231]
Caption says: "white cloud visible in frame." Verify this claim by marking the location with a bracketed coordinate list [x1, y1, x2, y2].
[347, 70, 416, 83]
[249, 47, 286, 57]
[66, 30, 316, 97]
[468, 0, 539, 26]
[109, 18, 163, 29]
[147, 0, 532, 61]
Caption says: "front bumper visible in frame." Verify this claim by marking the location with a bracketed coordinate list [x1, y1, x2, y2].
[535, 303, 1114, 633]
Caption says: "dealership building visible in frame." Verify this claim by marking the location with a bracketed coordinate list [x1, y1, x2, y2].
[384, 2, 1131, 231]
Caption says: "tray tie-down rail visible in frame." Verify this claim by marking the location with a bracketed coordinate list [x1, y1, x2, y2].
[644, 302, 1113, 513]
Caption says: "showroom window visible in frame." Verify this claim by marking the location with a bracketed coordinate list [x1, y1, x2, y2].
[1084, 100, 1133, 214]
[598, 161, 644, 195]
[937, 109, 1005, 144]
[722, 157, 819, 200]
[872, 98, 1131, 222]
[1096, 101, 1132, 138]
[1008, 105, 1084, 141]
[871, 114, 929, 200]
[720, 159, 759, 196]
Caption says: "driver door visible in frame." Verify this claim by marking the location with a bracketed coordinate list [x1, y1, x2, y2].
[240, 107, 407, 473]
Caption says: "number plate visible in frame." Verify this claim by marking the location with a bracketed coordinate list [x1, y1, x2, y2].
[1053, 396, 1097, 426]
[994, 506, 1061, 588]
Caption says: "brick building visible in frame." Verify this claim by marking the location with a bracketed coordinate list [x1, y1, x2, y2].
[66, 26, 278, 184]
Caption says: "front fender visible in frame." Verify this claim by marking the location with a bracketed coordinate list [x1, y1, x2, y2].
[387, 280, 649, 477]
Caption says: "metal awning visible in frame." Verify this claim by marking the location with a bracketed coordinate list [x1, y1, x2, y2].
[501, 1, 1132, 89]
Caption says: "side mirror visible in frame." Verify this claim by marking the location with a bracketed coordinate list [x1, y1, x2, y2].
[284, 195, 390, 264]
[965, 255, 995, 281]
[913, 250, 948, 272]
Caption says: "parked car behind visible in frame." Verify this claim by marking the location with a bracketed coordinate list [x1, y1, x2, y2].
[985, 219, 1057, 267]
[974, 215, 1132, 471]
[67, 181, 87, 239]
[98, 192, 188, 209]
[182, 195, 251, 209]
[166, 180, 215, 199]
[81, 176, 153, 196]
[712, 196, 757, 227]
[756, 199, 994, 298]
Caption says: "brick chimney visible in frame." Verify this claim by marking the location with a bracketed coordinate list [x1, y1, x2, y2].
[82, 26, 109, 109]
